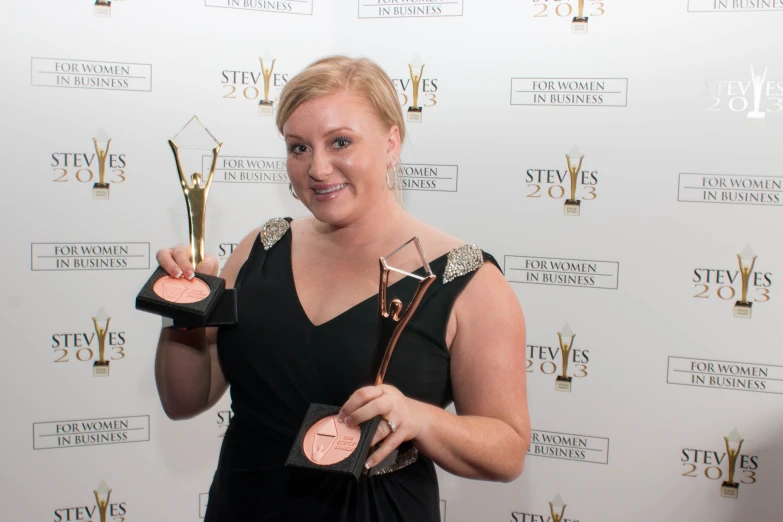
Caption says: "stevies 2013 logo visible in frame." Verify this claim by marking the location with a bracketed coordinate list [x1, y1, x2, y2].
[705, 64, 782, 128]
[49, 128, 128, 199]
[681, 429, 759, 499]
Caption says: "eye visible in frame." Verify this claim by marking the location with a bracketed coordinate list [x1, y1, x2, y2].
[333, 136, 352, 149]
[288, 143, 308, 155]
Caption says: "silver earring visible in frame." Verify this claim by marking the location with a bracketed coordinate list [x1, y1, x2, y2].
[289, 182, 299, 200]
[385, 156, 399, 190]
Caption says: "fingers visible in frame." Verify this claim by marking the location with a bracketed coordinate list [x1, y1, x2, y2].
[371, 418, 392, 446]
[196, 255, 219, 277]
[338, 386, 384, 423]
[366, 428, 407, 469]
[172, 248, 195, 279]
[155, 248, 184, 278]
[343, 393, 393, 427]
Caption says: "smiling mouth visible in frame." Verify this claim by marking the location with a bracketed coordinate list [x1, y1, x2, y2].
[314, 184, 346, 195]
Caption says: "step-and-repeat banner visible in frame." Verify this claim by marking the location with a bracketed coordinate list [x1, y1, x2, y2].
[1, 1, 782, 521]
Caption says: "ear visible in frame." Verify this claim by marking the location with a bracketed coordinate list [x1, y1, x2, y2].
[386, 124, 401, 163]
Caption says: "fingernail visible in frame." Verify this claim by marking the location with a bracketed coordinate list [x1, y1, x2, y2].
[365, 460, 372, 469]
[336, 413, 345, 423]
[186, 271, 195, 280]
[174, 270, 183, 279]
[344, 416, 353, 426]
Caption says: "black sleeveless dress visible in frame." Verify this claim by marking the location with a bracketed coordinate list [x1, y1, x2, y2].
[206, 218, 498, 522]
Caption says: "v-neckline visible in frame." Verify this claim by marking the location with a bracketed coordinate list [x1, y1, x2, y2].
[286, 227, 450, 329]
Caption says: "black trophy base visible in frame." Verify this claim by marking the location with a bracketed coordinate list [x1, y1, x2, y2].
[286, 403, 381, 480]
[93, 361, 109, 377]
[555, 376, 572, 392]
[572, 17, 588, 34]
[733, 301, 752, 319]
[720, 481, 739, 499]
[135, 266, 237, 328]
[92, 183, 110, 199]
[564, 199, 581, 216]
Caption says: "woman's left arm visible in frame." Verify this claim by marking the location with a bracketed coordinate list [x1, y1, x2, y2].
[339, 263, 530, 482]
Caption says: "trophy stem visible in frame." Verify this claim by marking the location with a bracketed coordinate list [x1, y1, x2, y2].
[261, 59, 276, 103]
[409, 64, 424, 110]
[577, 0, 585, 19]
[93, 138, 111, 185]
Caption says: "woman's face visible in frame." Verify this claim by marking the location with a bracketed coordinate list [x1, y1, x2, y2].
[283, 89, 400, 227]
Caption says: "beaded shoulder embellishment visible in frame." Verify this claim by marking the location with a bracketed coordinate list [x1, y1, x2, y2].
[443, 244, 484, 284]
[260, 218, 290, 250]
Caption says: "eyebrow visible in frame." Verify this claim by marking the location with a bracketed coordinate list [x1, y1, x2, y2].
[284, 127, 355, 140]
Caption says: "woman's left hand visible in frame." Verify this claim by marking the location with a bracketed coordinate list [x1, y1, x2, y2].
[337, 384, 427, 469]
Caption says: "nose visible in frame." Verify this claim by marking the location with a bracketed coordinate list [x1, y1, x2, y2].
[308, 149, 333, 181]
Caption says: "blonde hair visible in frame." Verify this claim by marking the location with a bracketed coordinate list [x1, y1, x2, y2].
[276, 56, 406, 144]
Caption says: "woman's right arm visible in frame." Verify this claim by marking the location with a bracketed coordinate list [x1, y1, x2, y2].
[154, 227, 262, 420]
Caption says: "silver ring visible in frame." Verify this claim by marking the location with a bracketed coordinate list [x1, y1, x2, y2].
[385, 418, 397, 433]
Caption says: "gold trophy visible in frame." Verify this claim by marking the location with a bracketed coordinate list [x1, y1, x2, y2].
[747, 65, 768, 128]
[92, 307, 111, 377]
[720, 429, 744, 499]
[572, 0, 588, 33]
[136, 116, 237, 328]
[407, 56, 425, 123]
[734, 245, 757, 319]
[94, 481, 112, 522]
[287, 237, 436, 478]
[258, 51, 276, 116]
[549, 494, 567, 522]
[92, 128, 111, 199]
[170, 116, 222, 268]
[94, 0, 111, 17]
[564, 145, 584, 216]
[556, 324, 574, 392]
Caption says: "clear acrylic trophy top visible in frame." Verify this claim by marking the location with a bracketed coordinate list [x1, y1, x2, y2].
[739, 245, 756, 260]
[94, 127, 110, 149]
[261, 49, 275, 67]
[96, 480, 110, 496]
[559, 323, 575, 342]
[727, 428, 742, 443]
[567, 145, 582, 159]
[409, 55, 424, 71]
[551, 494, 565, 509]
[171, 116, 220, 188]
[95, 306, 109, 324]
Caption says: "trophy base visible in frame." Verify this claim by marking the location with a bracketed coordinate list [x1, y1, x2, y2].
[564, 199, 581, 216]
[733, 301, 752, 319]
[135, 266, 238, 328]
[94, 2, 111, 17]
[258, 101, 274, 116]
[555, 376, 572, 392]
[407, 107, 423, 123]
[720, 482, 739, 499]
[92, 183, 110, 199]
[93, 361, 110, 377]
[746, 111, 765, 129]
[286, 403, 381, 480]
[571, 17, 588, 34]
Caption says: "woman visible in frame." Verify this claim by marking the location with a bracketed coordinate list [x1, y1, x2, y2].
[155, 56, 530, 521]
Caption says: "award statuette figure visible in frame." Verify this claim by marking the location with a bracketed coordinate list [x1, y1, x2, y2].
[407, 57, 425, 123]
[94, 0, 111, 17]
[747, 65, 768, 128]
[135, 116, 237, 328]
[564, 145, 583, 216]
[258, 51, 276, 116]
[734, 245, 757, 319]
[549, 494, 567, 522]
[94, 481, 112, 522]
[555, 324, 574, 392]
[286, 238, 436, 479]
[92, 128, 111, 199]
[572, 0, 588, 33]
[720, 429, 744, 499]
[92, 307, 111, 377]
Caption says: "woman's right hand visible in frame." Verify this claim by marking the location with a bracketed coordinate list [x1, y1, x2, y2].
[156, 247, 219, 280]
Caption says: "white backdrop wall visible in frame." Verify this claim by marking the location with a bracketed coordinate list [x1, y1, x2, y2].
[2, 1, 782, 521]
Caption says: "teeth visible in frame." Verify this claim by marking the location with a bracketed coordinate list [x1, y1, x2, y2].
[315, 184, 346, 195]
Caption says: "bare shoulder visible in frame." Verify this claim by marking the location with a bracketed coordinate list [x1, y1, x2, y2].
[412, 220, 466, 259]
